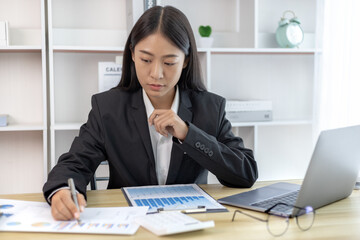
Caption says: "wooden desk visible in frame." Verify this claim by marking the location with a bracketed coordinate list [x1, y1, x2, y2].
[1, 180, 360, 240]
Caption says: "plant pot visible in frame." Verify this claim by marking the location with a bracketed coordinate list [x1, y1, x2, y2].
[198, 37, 214, 48]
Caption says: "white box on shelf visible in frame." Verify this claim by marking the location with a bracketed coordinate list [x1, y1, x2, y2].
[226, 111, 272, 122]
[225, 100, 273, 122]
[98, 60, 122, 93]
[225, 100, 272, 112]
[0, 21, 9, 46]
[0, 114, 8, 127]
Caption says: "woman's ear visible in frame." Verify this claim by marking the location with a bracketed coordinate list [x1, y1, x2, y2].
[130, 44, 135, 62]
[183, 57, 189, 69]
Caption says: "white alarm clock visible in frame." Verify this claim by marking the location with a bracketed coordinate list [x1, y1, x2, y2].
[275, 10, 304, 48]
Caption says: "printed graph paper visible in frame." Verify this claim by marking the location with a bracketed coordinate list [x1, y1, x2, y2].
[122, 184, 227, 213]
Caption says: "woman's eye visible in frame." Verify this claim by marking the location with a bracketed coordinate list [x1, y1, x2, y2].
[164, 62, 176, 66]
[141, 58, 151, 63]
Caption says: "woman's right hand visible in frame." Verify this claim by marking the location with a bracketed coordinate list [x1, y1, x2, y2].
[50, 189, 87, 221]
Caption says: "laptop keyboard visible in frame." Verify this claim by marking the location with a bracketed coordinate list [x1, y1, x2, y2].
[250, 190, 300, 213]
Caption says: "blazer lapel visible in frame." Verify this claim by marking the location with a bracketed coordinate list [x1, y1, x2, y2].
[166, 89, 193, 184]
[130, 89, 158, 184]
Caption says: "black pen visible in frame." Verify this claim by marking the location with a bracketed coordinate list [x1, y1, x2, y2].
[68, 178, 81, 223]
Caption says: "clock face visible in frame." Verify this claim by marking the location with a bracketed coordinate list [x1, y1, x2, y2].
[286, 24, 303, 44]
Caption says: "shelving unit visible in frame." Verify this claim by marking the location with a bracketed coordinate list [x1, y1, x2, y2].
[44, 0, 318, 189]
[0, 0, 47, 194]
[47, 0, 129, 190]
[159, 0, 318, 182]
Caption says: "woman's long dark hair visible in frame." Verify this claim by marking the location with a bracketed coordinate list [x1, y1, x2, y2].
[116, 6, 206, 91]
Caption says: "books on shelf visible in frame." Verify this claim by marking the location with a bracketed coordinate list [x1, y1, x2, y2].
[225, 100, 273, 122]
[98, 58, 122, 93]
[0, 21, 9, 46]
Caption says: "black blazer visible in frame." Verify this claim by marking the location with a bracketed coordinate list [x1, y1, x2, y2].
[43, 88, 258, 200]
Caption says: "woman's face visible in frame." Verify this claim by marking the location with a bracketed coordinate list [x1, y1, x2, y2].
[132, 32, 187, 107]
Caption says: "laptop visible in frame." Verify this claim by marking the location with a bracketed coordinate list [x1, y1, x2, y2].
[218, 125, 360, 217]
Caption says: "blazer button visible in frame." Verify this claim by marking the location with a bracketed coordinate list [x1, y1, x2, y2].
[208, 151, 213, 157]
[195, 142, 201, 148]
[200, 144, 205, 150]
[204, 148, 209, 153]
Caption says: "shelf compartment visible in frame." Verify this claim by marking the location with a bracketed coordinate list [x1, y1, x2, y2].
[0, 131, 44, 194]
[257, 0, 316, 34]
[256, 0, 317, 48]
[160, 0, 255, 48]
[211, 54, 314, 121]
[9, 29, 42, 46]
[52, 29, 128, 48]
[0, 52, 44, 125]
[50, 0, 128, 47]
[232, 126, 255, 150]
[54, 129, 79, 167]
[255, 125, 313, 181]
[0, 0, 42, 46]
[53, 52, 121, 123]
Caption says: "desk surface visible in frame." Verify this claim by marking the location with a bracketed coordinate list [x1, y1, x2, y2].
[1, 180, 360, 240]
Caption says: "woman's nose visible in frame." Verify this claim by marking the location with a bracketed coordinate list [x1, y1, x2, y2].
[150, 61, 164, 80]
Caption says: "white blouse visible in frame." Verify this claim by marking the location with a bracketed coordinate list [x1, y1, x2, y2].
[142, 87, 179, 185]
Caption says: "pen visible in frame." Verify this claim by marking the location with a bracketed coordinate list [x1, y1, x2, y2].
[157, 206, 207, 214]
[68, 178, 81, 223]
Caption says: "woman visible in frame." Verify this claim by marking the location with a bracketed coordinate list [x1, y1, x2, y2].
[43, 6, 258, 221]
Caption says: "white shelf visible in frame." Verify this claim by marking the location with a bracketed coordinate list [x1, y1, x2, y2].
[0, 46, 42, 52]
[197, 48, 319, 54]
[0, 123, 45, 131]
[52, 123, 82, 131]
[53, 45, 124, 53]
[51, 120, 313, 131]
[231, 120, 312, 127]
[51, 46, 318, 54]
[209, 48, 318, 54]
[50, 46, 318, 54]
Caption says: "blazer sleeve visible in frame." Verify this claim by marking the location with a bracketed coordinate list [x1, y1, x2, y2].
[43, 95, 107, 201]
[175, 98, 258, 188]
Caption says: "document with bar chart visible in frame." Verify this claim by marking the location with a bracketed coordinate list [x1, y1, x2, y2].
[122, 184, 227, 213]
[0, 199, 148, 235]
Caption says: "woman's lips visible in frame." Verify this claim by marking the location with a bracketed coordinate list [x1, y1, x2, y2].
[149, 84, 164, 91]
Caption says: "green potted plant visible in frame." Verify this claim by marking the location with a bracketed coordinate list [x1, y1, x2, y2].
[198, 25, 213, 48]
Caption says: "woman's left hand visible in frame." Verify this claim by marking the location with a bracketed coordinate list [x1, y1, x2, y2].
[148, 109, 188, 141]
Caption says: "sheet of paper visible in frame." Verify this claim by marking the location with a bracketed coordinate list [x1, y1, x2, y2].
[98, 61, 122, 93]
[0, 199, 148, 235]
[122, 184, 227, 213]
